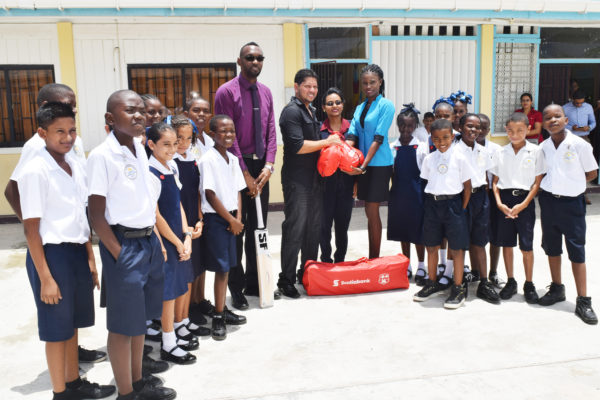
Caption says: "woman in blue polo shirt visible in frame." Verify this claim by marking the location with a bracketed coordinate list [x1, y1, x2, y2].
[346, 64, 395, 259]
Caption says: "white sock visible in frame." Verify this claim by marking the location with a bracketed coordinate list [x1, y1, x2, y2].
[407, 265, 413, 275]
[162, 331, 187, 357]
[418, 261, 425, 269]
[146, 320, 153, 326]
[183, 317, 200, 330]
[174, 320, 191, 337]
[439, 260, 454, 285]
[439, 249, 447, 264]
[146, 320, 160, 335]
[415, 267, 426, 277]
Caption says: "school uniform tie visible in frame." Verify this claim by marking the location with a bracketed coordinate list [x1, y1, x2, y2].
[249, 84, 265, 160]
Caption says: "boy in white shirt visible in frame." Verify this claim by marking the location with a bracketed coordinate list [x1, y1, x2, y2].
[413, 119, 475, 309]
[537, 104, 598, 325]
[199, 115, 247, 340]
[491, 112, 546, 304]
[19, 102, 114, 400]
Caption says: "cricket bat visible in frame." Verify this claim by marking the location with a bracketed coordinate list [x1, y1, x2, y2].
[254, 194, 274, 308]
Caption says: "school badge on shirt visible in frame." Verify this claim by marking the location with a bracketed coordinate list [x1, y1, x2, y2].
[563, 147, 576, 163]
[124, 164, 138, 180]
[522, 152, 535, 169]
[437, 163, 448, 174]
[73, 144, 84, 158]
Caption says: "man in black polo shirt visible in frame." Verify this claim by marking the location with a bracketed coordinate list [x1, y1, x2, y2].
[278, 69, 341, 298]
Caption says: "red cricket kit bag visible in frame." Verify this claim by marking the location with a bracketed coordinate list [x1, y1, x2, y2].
[302, 254, 410, 296]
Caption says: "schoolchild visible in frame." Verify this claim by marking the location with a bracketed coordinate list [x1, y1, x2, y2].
[19, 102, 115, 400]
[456, 113, 500, 304]
[141, 94, 164, 128]
[319, 88, 355, 263]
[413, 119, 474, 309]
[199, 115, 247, 340]
[184, 96, 214, 159]
[477, 113, 504, 288]
[147, 122, 203, 365]
[537, 104, 598, 324]
[450, 90, 472, 132]
[170, 115, 211, 337]
[4, 83, 106, 365]
[87, 90, 176, 400]
[423, 112, 435, 134]
[490, 112, 545, 304]
[387, 104, 428, 284]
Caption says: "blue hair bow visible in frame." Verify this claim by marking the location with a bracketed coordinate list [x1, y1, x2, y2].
[401, 103, 420, 114]
[450, 90, 472, 105]
[432, 96, 455, 111]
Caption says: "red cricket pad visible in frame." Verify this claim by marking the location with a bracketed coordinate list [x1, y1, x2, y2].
[338, 142, 364, 173]
[302, 254, 410, 296]
[317, 138, 343, 177]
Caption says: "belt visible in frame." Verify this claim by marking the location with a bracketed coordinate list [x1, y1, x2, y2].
[426, 193, 459, 201]
[501, 189, 529, 197]
[112, 224, 154, 238]
[242, 153, 262, 160]
[471, 185, 486, 193]
[540, 190, 580, 200]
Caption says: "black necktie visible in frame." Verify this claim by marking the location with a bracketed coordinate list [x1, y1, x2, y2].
[360, 101, 372, 129]
[250, 84, 265, 159]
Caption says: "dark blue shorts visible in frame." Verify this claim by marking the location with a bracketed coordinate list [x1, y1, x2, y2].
[191, 236, 206, 278]
[162, 238, 192, 301]
[495, 190, 535, 251]
[488, 190, 499, 245]
[539, 190, 586, 263]
[467, 189, 490, 247]
[202, 213, 236, 273]
[26, 243, 94, 342]
[99, 229, 164, 336]
[423, 195, 469, 251]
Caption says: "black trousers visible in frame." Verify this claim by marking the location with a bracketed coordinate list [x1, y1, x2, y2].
[279, 173, 323, 286]
[227, 157, 269, 295]
[320, 172, 354, 263]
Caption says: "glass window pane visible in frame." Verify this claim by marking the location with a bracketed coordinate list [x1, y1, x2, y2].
[309, 27, 366, 59]
[540, 28, 600, 59]
[184, 66, 236, 110]
[8, 68, 54, 144]
[129, 67, 183, 113]
[0, 72, 9, 144]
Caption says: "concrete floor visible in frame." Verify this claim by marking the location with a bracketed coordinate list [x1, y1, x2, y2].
[1, 195, 600, 400]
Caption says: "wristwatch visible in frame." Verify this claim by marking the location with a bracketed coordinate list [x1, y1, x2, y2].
[264, 164, 275, 173]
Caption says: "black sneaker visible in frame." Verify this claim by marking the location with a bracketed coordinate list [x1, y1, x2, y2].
[444, 283, 467, 309]
[142, 354, 169, 375]
[212, 314, 227, 341]
[523, 281, 539, 304]
[538, 282, 566, 306]
[78, 346, 107, 363]
[135, 383, 176, 400]
[499, 278, 518, 300]
[575, 296, 598, 325]
[463, 268, 480, 283]
[69, 378, 115, 399]
[223, 307, 247, 325]
[488, 272, 505, 289]
[413, 280, 441, 302]
[476, 280, 501, 304]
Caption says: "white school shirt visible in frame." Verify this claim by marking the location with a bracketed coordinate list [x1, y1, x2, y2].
[148, 155, 182, 190]
[540, 130, 598, 197]
[189, 132, 214, 162]
[491, 141, 546, 190]
[11, 133, 86, 182]
[87, 132, 161, 228]
[413, 126, 429, 143]
[18, 149, 89, 245]
[420, 144, 475, 195]
[390, 137, 428, 170]
[199, 147, 246, 214]
[456, 140, 493, 188]
[485, 139, 502, 188]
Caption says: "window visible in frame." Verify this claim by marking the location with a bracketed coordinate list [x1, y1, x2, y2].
[541, 28, 600, 59]
[0, 65, 55, 146]
[309, 27, 367, 59]
[127, 64, 237, 114]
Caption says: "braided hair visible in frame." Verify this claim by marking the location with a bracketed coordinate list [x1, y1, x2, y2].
[360, 64, 385, 97]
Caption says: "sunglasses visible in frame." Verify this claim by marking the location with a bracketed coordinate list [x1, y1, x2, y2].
[325, 100, 343, 106]
[244, 55, 265, 62]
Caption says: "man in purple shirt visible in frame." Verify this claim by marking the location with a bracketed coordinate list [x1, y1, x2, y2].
[214, 42, 279, 309]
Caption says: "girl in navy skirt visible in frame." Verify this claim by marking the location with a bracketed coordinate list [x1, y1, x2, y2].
[387, 104, 428, 285]
[147, 123, 202, 365]
[171, 116, 211, 337]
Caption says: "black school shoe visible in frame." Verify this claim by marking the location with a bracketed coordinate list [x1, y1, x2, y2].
[231, 291, 249, 311]
[414, 270, 427, 287]
[523, 281, 539, 304]
[78, 346, 107, 363]
[413, 280, 442, 302]
[499, 278, 518, 300]
[444, 283, 468, 309]
[67, 377, 115, 399]
[212, 314, 227, 341]
[187, 322, 211, 337]
[145, 321, 162, 342]
[142, 354, 169, 375]
[538, 282, 566, 306]
[224, 307, 247, 325]
[196, 299, 216, 316]
[476, 280, 501, 304]
[575, 296, 598, 325]
[488, 272, 505, 289]
[135, 382, 177, 400]
[160, 345, 197, 365]
[277, 282, 301, 299]
[142, 374, 163, 389]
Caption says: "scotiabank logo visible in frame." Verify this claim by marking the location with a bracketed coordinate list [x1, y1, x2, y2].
[378, 273, 390, 285]
[332, 278, 370, 287]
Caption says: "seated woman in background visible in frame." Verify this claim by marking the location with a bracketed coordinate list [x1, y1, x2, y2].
[516, 92, 543, 144]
